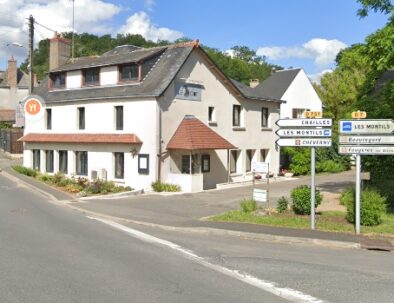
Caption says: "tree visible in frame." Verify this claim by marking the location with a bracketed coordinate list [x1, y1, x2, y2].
[356, 0, 394, 18]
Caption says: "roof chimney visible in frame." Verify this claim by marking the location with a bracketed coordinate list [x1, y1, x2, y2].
[249, 79, 259, 88]
[7, 57, 17, 87]
[49, 32, 71, 71]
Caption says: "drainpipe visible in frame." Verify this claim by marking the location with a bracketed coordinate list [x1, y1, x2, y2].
[157, 105, 162, 182]
[189, 151, 192, 176]
[227, 149, 230, 183]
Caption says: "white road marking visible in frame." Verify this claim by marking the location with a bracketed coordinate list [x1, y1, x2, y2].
[87, 216, 328, 303]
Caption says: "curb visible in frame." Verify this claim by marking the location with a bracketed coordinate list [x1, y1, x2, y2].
[77, 189, 144, 201]
[0, 169, 362, 250]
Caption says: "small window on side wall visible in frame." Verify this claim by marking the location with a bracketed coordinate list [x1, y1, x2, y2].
[138, 154, 149, 174]
[83, 68, 100, 86]
[201, 154, 210, 173]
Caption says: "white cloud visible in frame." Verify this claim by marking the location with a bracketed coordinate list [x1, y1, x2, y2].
[118, 11, 183, 42]
[144, 0, 155, 11]
[308, 69, 333, 84]
[223, 49, 235, 57]
[257, 38, 347, 68]
[0, 0, 121, 68]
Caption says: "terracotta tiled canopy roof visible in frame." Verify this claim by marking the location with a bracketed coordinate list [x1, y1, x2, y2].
[167, 116, 236, 150]
[19, 133, 142, 144]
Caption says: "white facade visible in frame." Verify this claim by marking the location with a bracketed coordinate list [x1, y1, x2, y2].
[23, 47, 282, 192]
[279, 69, 323, 119]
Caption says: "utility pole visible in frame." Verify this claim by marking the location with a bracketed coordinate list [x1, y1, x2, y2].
[72, 0, 75, 60]
[28, 14, 34, 94]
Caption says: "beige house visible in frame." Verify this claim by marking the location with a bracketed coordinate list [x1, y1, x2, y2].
[21, 36, 283, 192]
[0, 57, 30, 123]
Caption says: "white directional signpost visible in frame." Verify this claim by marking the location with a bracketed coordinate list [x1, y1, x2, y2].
[276, 114, 333, 230]
[251, 162, 270, 207]
[339, 117, 394, 234]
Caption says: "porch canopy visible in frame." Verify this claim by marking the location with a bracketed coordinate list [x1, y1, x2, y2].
[167, 115, 235, 151]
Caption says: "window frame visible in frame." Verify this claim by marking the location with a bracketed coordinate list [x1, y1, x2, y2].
[115, 106, 124, 130]
[45, 150, 54, 173]
[82, 67, 100, 86]
[208, 106, 215, 123]
[233, 105, 241, 127]
[78, 107, 85, 130]
[46, 108, 52, 130]
[114, 152, 124, 179]
[230, 150, 239, 174]
[32, 149, 40, 171]
[50, 72, 66, 89]
[201, 154, 210, 173]
[75, 151, 88, 176]
[59, 150, 68, 174]
[261, 107, 269, 127]
[118, 63, 140, 82]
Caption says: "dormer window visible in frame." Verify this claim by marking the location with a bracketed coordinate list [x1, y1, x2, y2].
[83, 67, 100, 86]
[50, 72, 66, 89]
[119, 64, 139, 82]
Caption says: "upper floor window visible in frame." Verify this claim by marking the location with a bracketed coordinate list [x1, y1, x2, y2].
[208, 106, 215, 123]
[261, 107, 269, 127]
[119, 64, 139, 82]
[50, 72, 66, 89]
[46, 108, 52, 130]
[83, 68, 100, 86]
[115, 106, 123, 130]
[233, 105, 242, 127]
[292, 108, 307, 118]
[78, 107, 85, 130]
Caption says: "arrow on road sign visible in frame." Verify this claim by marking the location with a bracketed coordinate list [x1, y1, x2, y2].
[276, 128, 332, 137]
[339, 119, 394, 134]
[339, 135, 394, 145]
[276, 138, 332, 147]
[339, 145, 394, 155]
[276, 118, 332, 128]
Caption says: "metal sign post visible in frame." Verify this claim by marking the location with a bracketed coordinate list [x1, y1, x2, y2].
[355, 155, 361, 234]
[311, 147, 316, 230]
[339, 116, 394, 235]
[276, 114, 332, 230]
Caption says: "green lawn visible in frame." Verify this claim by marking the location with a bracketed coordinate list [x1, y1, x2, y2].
[210, 210, 394, 236]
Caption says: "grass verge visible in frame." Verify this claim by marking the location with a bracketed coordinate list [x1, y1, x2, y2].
[210, 210, 394, 236]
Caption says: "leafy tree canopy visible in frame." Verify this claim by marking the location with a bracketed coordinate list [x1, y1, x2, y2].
[356, 0, 394, 18]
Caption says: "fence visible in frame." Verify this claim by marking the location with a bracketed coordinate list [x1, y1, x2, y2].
[0, 128, 24, 154]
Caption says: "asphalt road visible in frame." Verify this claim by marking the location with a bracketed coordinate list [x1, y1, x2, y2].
[2, 171, 393, 303]
[0, 173, 287, 303]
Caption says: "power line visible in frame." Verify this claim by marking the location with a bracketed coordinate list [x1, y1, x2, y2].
[33, 20, 57, 34]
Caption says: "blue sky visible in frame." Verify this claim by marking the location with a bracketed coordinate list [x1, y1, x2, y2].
[0, 0, 389, 79]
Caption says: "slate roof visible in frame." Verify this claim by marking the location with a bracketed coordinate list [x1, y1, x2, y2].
[0, 69, 30, 88]
[254, 68, 301, 99]
[33, 41, 285, 104]
[19, 133, 142, 144]
[167, 115, 236, 150]
[35, 44, 195, 103]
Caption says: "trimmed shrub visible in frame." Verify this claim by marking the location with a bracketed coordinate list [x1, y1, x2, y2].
[240, 199, 258, 213]
[52, 172, 65, 185]
[151, 181, 181, 192]
[345, 189, 387, 226]
[12, 165, 38, 178]
[276, 196, 289, 213]
[291, 185, 322, 215]
[38, 174, 54, 183]
[340, 187, 354, 206]
[58, 178, 75, 187]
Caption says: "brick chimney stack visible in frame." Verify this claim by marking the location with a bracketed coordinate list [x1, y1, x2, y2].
[49, 32, 71, 71]
[249, 79, 260, 88]
[7, 57, 18, 87]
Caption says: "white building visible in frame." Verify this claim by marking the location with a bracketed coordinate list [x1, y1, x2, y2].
[254, 68, 323, 118]
[20, 35, 283, 192]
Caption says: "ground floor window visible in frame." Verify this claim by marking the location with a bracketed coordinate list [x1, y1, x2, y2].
[181, 154, 198, 174]
[201, 154, 210, 173]
[246, 149, 255, 172]
[114, 152, 124, 179]
[59, 150, 68, 174]
[260, 149, 269, 162]
[33, 149, 40, 170]
[45, 150, 54, 173]
[76, 151, 88, 176]
[230, 150, 240, 173]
